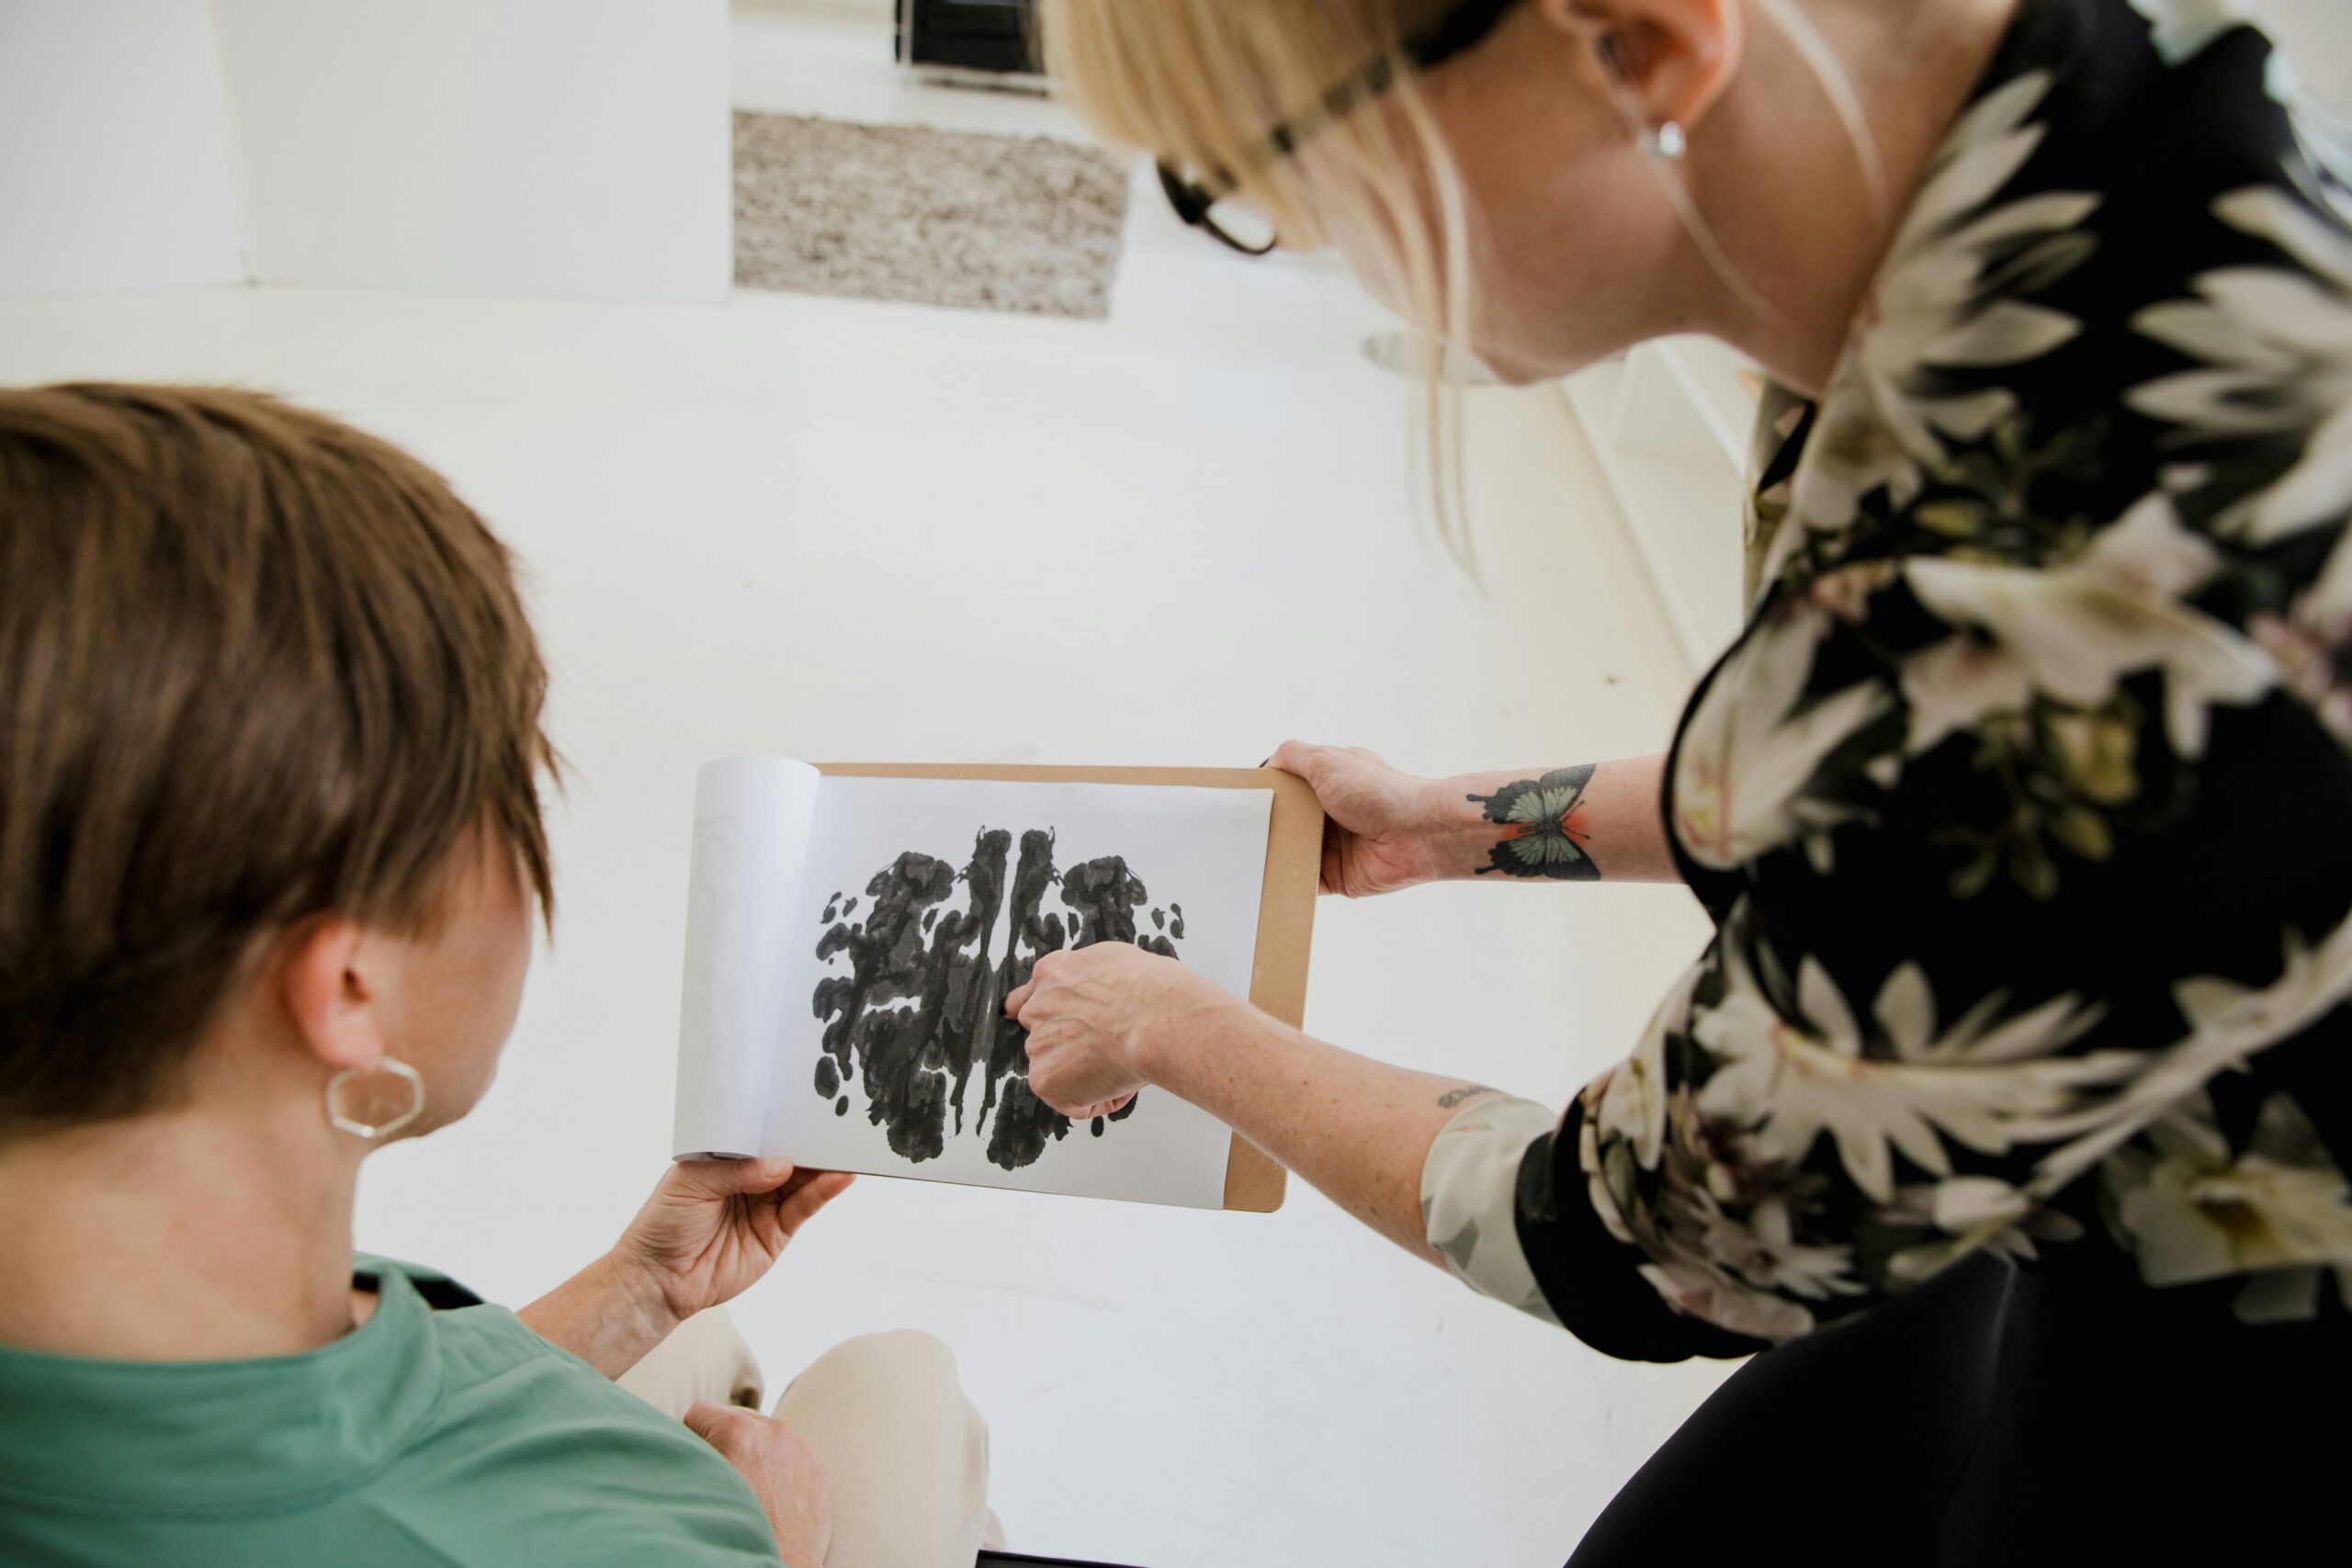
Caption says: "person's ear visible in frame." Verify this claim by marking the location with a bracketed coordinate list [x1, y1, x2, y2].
[1534, 0, 1744, 137]
[277, 917, 390, 1075]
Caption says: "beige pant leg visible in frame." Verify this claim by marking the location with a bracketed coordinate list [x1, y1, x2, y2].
[773, 1330, 990, 1568]
[616, 1306, 767, 1421]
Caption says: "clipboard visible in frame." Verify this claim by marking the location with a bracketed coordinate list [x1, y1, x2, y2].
[819, 762, 1321, 1212]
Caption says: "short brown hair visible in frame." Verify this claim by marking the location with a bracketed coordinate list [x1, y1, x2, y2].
[0, 384, 554, 1132]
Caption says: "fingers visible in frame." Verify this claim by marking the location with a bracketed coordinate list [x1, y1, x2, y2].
[741, 1168, 854, 1255]
[766, 1164, 832, 1208]
[684, 1400, 755, 1445]
[773, 1170, 854, 1235]
[1026, 1078, 1091, 1118]
[1023, 1035, 1136, 1119]
[1021, 1033, 1074, 1114]
[1002, 948, 1071, 1020]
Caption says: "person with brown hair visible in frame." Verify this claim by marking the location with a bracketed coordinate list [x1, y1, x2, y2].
[1008, 0, 2352, 1559]
[0, 384, 990, 1568]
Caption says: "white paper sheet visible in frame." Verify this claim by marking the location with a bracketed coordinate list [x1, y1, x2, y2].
[672, 758, 822, 1158]
[671, 764, 1272, 1209]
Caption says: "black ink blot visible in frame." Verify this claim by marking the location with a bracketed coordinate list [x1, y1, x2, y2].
[1151, 907, 1166, 930]
[1169, 902, 1185, 939]
[811, 828, 1186, 1172]
[1058, 855, 1146, 946]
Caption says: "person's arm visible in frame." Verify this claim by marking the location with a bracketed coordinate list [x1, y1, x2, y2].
[517, 1250, 682, 1382]
[519, 1159, 854, 1380]
[1269, 741, 1679, 894]
[1032, 536, 2343, 1363]
[1007, 910, 2090, 1359]
[1158, 1014, 1505, 1260]
[1010, 949, 1582, 1326]
[1007, 942, 1508, 1260]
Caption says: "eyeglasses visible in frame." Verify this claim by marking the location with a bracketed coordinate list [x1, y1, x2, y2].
[1154, 0, 1527, 256]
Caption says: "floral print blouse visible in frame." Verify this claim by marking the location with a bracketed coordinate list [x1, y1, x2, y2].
[1421, 0, 2352, 1362]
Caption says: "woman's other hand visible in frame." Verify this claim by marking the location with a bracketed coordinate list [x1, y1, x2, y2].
[1270, 740, 1453, 897]
[520, 1160, 853, 1381]
[684, 1403, 832, 1568]
[1004, 942, 1239, 1117]
[1274, 744, 1682, 887]
[615, 1160, 855, 1327]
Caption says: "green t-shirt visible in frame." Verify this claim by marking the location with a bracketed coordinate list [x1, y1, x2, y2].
[0, 1258, 785, 1566]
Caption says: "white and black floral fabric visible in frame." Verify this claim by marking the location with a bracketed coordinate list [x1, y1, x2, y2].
[1479, 0, 2352, 1363]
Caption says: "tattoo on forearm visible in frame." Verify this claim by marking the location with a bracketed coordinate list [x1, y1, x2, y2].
[1466, 765, 1600, 880]
[1435, 1083, 1498, 1109]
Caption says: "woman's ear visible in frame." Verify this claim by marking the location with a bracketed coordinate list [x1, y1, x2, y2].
[277, 917, 389, 1075]
[1534, 0, 1744, 137]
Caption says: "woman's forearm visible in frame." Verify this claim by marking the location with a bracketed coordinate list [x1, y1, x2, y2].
[1140, 996, 1513, 1261]
[1418, 754, 1676, 884]
[518, 1251, 678, 1380]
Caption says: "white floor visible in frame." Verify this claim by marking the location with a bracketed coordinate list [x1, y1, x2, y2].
[0, 16, 1740, 1566]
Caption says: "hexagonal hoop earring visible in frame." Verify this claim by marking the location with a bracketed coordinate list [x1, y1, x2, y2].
[325, 1058, 425, 1140]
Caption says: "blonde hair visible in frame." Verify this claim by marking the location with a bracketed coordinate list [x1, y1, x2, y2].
[1043, 0, 1483, 561]
[1038, 0, 1884, 566]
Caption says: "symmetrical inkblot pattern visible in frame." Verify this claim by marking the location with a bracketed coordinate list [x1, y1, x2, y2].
[810, 829, 1182, 1171]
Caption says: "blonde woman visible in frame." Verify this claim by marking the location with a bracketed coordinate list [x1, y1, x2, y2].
[1008, 0, 2352, 1558]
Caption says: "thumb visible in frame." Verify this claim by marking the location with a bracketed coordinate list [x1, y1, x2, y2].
[1003, 977, 1035, 1019]
[682, 1400, 740, 1445]
[674, 1156, 797, 1198]
[1268, 739, 1321, 781]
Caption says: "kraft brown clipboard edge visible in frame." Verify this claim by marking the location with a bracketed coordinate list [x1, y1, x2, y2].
[817, 763, 1320, 1213]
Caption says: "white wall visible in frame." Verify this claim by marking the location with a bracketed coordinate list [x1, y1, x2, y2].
[0, 0, 245, 296]
[210, 0, 733, 304]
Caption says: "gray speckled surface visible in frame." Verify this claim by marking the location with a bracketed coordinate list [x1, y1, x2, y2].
[733, 112, 1128, 319]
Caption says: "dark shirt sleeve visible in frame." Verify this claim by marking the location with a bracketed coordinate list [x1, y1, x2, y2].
[1514, 1101, 1766, 1362]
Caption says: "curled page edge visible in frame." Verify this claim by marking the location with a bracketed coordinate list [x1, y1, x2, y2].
[671, 757, 822, 1160]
